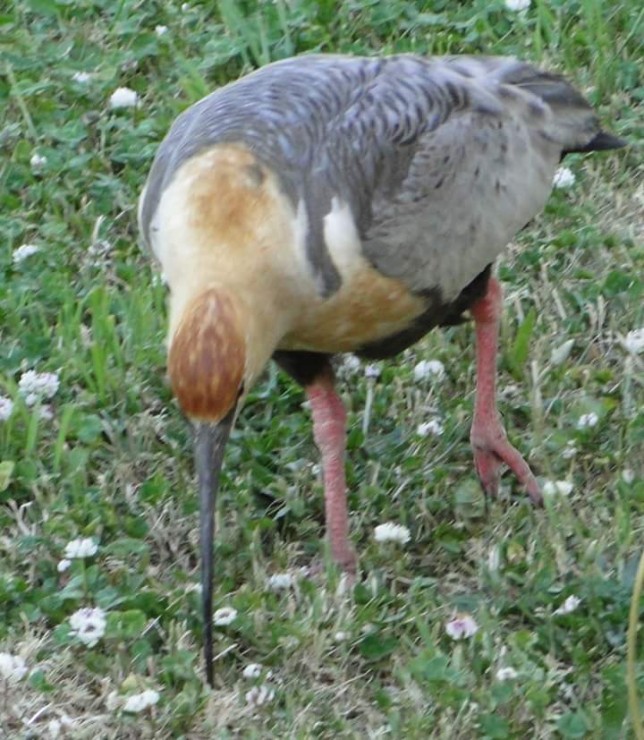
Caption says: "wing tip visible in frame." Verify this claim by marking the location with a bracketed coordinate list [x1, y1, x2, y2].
[563, 130, 627, 156]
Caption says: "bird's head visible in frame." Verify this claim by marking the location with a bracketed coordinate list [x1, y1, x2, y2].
[166, 282, 281, 687]
[168, 287, 246, 421]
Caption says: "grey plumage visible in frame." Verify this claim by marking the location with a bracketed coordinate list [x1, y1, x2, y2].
[139, 53, 623, 301]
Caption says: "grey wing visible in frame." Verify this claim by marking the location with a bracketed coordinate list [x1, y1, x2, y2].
[297, 55, 509, 295]
[318, 55, 607, 302]
[360, 89, 553, 300]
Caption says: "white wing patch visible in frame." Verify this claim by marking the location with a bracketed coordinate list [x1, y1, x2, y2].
[323, 197, 363, 280]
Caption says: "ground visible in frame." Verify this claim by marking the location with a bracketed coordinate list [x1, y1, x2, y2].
[0, 0, 642, 737]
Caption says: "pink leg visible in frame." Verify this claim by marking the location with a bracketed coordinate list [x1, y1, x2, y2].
[470, 277, 542, 505]
[306, 369, 357, 573]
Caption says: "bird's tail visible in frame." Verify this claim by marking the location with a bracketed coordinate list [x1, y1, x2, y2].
[482, 57, 626, 155]
[516, 68, 625, 154]
[561, 129, 626, 155]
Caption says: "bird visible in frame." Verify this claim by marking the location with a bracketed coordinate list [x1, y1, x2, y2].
[137, 53, 624, 685]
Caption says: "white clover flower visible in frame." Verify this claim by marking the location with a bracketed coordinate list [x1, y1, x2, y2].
[122, 689, 160, 713]
[12, 243, 40, 263]
[47, 715, 74, 739]
[333, 630, 349, 642]
[242, 663, 263, 679]
[39, 404, 54, 421]
[213, 606, 237, 626]
[562, 442, 577, 460]
[542, 480, 574, 497]
[245, 684, 275, 707]
[109, 87, 139, 109]
[496, 666, 518, 681]
[445, 613, 479, 640]
[364, 363, 381, 379]
[577, 412, 599, 430]
[0, 396, 14, 421]
[553, 166, 576, 189]
[339, 354, 361, 377]
[416, 418, 444, 437]
[72, 71, 92, 83]
[18, 370, 60, 406]
[504, 0, 530, 10]
[155, 24, 168, 36]
[554, 595, 581, 615]
[267, 573, 294, 591]
[181, 2, 191, 10]
[550, 339, 574, 366]
[57, 559, 71, 573]
[64, 537, 98, 559]
[623, 329, 644, 354]
[0, 653, 28, 681]
[413, 359, 445, 382]
[374, 522, 411, 545]
[30, 153, 47, 169]
[69, 606, 107, 647]
[622, 469, 635, 484]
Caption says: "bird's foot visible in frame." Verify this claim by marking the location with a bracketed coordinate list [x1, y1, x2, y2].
[330, 540, 358, 576]
[470, 278, 541, 506]
[303, 544, 357, 588]
[471, 422, 542, 505]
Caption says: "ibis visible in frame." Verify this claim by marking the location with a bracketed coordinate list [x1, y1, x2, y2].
[138, 54, 624, 684]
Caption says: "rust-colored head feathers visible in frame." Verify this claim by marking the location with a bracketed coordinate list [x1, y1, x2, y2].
[168, 288, 245, 421]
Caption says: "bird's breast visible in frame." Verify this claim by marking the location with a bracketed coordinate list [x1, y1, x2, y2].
[280, 266, 427, 353]
[280, 198, 427, 353]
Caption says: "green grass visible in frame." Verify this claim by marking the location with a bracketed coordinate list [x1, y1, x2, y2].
[1, 0, 642, 736]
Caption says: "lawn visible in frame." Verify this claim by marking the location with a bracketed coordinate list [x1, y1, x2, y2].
[1, 0, 642, 737]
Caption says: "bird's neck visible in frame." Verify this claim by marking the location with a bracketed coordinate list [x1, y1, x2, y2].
[167, 283, 285, 422]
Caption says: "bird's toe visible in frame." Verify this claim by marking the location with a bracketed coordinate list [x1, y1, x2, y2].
[471, 434, 541, 506]
[473, 448, 503, 499]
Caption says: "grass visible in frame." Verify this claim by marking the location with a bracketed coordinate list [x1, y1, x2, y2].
[0, 0, 642, 736]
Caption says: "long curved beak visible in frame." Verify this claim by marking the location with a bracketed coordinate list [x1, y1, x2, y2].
[194, 411, 235, 687]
